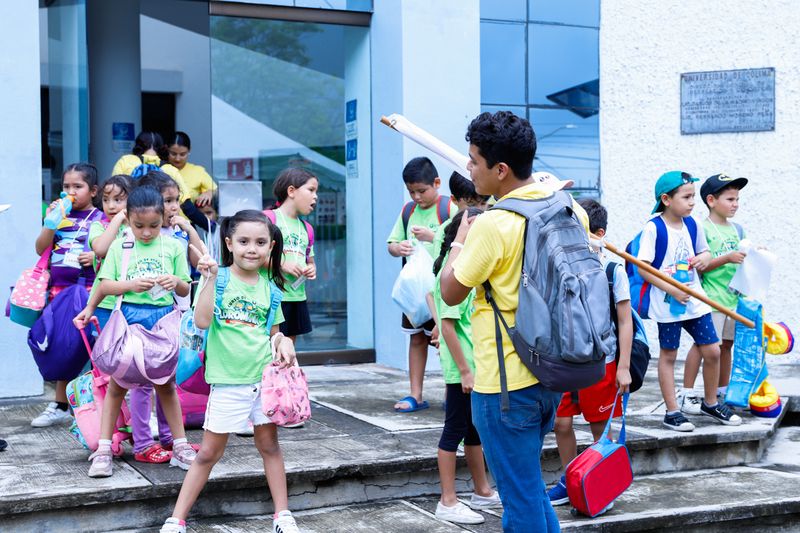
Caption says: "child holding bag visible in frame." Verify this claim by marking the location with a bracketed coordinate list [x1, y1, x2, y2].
[74, 185, 196, 477]
[31, 162, 103, 428]
[160, 210, 300, 533]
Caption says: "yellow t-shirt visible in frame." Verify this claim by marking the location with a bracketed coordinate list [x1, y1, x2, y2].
[452, 183, 589, 394]
[111, 154, 189, 202]
[177, 162, 216, 201]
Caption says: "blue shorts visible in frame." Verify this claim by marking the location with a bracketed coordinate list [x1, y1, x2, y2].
[93, 303, 173, 332]
[657, 314, 719, 350]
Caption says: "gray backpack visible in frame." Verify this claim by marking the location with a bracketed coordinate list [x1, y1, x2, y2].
[483, 191, 616, 408]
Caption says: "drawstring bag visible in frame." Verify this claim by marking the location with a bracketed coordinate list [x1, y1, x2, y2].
[261, 338, 311, 427]
[9, 245, 52, 327]
[91, 236, 181, 389]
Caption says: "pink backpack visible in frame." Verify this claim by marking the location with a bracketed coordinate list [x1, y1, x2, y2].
[9, 245, 52, 327]
[261, 360, 311, 427]
[67, 326, 133, 455]
[177, 387, 208, 429]
[91, 237, 181, 389]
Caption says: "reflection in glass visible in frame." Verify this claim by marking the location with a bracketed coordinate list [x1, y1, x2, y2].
[211, 17, 369, 351]
[481, 105, 527, 121]
[528, 23, 598, 105]
[528, 0, 599, 26]
[480, 21, 526, 105]
[529, 108, 598, 191]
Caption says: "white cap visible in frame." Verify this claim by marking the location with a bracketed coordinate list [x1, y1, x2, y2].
[532, 171, 574, 191]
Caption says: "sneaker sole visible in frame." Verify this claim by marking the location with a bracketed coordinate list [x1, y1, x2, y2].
[434, 512, 485, 525]
[88, 469, 112, 478]
[170, 457, 192, 470]
[548, 496, 570, 506]
[662, 422, 695, 432]
[469, 501, 504, 510]
[701, 412, 743, 426]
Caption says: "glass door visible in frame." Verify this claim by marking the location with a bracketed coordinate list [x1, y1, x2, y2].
[210, 13, 373, 358]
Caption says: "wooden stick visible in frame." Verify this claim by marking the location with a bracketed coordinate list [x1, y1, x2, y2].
[380, 115, 393, 128]
[604, 241, 755, 329]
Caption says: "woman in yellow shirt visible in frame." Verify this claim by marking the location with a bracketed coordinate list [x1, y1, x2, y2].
[166, 131, 216, 207]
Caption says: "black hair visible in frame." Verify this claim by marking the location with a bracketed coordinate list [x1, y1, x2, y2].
[703, 184, 744, 207]
[132, 131, 167, 160]
[449, 171, 489, 204]
[63, 162, 99, 190]
[272, 167, 317, 204]
[432, 207, 483, 275]
[138, 170, 181, 196]
[168, 131, 191, 151]
[102, 174, 132, 198]
[219, 209, 285, 290]
[402, 157, 438, 185]
[577, 198, 608, 234]
[126, 185, 164, 216]
[465, 111, 536, 179]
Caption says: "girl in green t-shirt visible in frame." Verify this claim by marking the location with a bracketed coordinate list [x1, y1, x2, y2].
[265, 167, 318, 344]
[429, 208, 501, 524]
[160, 209, 301, 533]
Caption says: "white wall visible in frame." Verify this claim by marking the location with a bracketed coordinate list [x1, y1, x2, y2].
[600, 1, 800, 334]
[0, 1, 44, 397]
[371, 0, 481, 369]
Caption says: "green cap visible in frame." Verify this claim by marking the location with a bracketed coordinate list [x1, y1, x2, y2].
[652, 171, 698, 214]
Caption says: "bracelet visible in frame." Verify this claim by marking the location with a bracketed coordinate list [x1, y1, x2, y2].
[450, 242, 464, 249]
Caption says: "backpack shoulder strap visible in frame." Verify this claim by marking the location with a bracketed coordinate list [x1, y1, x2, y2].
[264, 209, 277, 224]
[606, 262, 618, 326]
[265, 279, 284, 333]
[436, 196, 451, 224]
[684, 216, 699, 254]
[401, 201, 416, 236]
[651, 216, 669, 270]
[116, 231, 135, 310]
[732, 222, 744, 240]
[302, 220, 314, 260]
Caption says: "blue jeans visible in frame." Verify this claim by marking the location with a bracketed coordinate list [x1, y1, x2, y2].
[472, 384, 562, 532]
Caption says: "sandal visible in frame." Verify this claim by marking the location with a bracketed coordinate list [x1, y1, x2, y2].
[394, 396, 429, 413]
[134, 443, 172, 464]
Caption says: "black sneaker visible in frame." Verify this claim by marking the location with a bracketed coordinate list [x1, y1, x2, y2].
[663, 412, 695, 432]
[700, 402, 742, 426]
[0, 438, 6, 451]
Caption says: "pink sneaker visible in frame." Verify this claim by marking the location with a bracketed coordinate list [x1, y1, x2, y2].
[88, 448, 113, 478]
[169, 442, 197, 470]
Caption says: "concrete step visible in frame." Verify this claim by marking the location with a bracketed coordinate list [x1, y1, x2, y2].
[119, 463, 800, 532]
[0, 364, 791, 532]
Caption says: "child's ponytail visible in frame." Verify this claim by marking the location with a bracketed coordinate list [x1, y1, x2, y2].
[432, 207, 482, 276]
[268, 223, 285, 291]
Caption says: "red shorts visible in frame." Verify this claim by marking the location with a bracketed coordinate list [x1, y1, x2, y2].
[556, 361, 623, 423]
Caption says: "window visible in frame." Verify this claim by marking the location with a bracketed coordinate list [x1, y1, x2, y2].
[480, 0, 600, 193]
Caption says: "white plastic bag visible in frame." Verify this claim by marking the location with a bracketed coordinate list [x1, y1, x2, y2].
[391, 246, 435, 327]
[728, 239, 777, 301]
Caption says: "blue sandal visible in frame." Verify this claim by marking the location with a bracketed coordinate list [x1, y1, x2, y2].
[394, 396, 430, 413]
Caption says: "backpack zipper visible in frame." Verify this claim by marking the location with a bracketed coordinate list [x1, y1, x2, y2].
[567, 288, 575, 353]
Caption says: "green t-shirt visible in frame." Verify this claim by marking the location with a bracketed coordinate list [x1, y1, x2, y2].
[431, 218, 452, 264]
[88, 221, 127, 310]
[273, 209, 314, 302]
[386, 197, 456, 257]
[701, 219, 744, 310]
[433, 261, 476, 384]
[97, 235, 191, 306]
[204, 269, 285, 385]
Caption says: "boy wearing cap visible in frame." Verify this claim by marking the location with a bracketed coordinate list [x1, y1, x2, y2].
[636, 171, 741, 431]
[679, 174, 748, 414]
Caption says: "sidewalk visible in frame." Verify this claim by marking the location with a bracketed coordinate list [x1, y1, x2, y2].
[1, 359, 798, 532]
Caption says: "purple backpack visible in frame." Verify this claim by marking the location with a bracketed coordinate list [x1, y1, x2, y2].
[28, 284, 91, 381]
[91, 236, 181, 389]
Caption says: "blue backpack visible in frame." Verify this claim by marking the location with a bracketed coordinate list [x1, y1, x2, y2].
[624, 216, 699, 319]
[176, 267, 283, 390]
[130, 155, 162, 180]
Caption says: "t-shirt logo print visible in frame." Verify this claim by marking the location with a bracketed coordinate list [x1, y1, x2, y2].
[219, 296, 264, 327]
[130, 258, 165, 280]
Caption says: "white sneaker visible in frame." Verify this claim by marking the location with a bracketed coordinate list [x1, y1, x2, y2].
[273, 510, 300, 533]
[680, 394, 702, 415]
[435, 501, 485, 524]
[87, 448, 113, 478]
[160, 517, 186, 533]
[469, 490, 503, 510]
[283, 421, 305, 429]
[31, 402, 72, 428]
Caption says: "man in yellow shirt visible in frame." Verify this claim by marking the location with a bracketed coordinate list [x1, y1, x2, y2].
[441, 111, 586, 532]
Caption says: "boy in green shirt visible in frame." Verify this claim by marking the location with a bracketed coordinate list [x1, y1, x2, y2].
[680, 173, 748, 414]
[387, 157, 456, 412]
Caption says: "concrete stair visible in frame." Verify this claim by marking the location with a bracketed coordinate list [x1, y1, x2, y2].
[0, 362, 797, 532]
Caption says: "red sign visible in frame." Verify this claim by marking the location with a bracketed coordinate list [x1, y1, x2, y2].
[227, 158, 254, 180]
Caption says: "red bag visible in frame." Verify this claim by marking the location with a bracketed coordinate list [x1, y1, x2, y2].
[565, 392, 632, 517]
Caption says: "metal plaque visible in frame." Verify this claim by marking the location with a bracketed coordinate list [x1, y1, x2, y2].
[680, 68, 775, 134]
